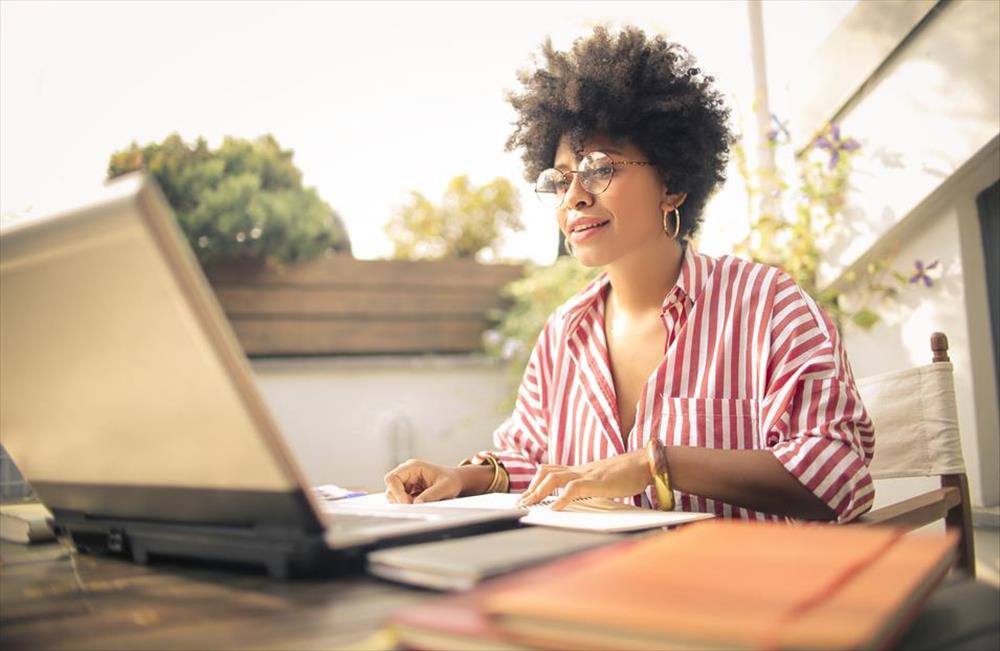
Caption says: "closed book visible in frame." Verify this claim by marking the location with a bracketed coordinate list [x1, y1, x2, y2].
[390, 542, 633, 651]
[0, 502, 55, 544]
[368, 527, 626, 591]
[484, 520, 958, 651]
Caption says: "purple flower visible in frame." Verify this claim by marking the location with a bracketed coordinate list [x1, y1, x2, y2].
[767, 114, 790, 144]
[814, 124, 860, 169]
[909, 259, 939, 287]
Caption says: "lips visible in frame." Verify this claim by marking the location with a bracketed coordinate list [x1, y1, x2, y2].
[572, 220, 609, 233]
[568, 219, 610, 243]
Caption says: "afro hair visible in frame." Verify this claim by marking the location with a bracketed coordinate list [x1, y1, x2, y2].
[505, 25, 735, 240]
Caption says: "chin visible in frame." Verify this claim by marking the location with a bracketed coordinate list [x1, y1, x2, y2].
[574, 249, 613, 268]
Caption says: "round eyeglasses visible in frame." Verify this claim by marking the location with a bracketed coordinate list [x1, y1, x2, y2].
[534, 151, 655, 209]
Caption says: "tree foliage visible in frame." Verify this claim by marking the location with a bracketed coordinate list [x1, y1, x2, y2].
[107, 134, 350, 266]
[384, 175, 523, 261]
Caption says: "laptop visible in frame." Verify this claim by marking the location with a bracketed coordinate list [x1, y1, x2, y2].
[0, 173, 522, 577]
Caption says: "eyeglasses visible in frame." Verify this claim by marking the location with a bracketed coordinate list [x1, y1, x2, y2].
[534, 151, 655, 209]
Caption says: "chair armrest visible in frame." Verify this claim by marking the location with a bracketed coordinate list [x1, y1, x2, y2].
[851, 487, 961, 530]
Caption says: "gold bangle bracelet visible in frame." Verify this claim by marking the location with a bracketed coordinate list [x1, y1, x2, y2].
[459, 455, 508, 493]
[646, 438, 675, 511]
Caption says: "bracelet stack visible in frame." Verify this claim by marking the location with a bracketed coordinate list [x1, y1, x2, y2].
[646, 438, 675, 511]
[459, 454, 510, 493]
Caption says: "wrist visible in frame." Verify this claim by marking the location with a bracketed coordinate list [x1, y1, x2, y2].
[456, 464, 495, 496]
[639, 447, 655, 484]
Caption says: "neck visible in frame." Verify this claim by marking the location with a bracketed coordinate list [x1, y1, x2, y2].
[605, 237, 685, 316]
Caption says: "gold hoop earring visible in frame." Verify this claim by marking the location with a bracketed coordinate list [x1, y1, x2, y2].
[663, 207, 681, 239]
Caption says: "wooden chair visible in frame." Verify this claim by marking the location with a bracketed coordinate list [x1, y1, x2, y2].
[851, 332, 976, 577]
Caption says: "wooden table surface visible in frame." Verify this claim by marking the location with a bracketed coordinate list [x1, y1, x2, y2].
[0, 539, 430, 650]
[2, 538, 998, 651]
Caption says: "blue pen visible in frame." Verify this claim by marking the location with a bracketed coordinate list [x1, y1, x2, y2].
[314, 485, 368, 501]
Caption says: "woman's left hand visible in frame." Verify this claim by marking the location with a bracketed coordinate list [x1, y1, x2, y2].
[517, 449, 653, 510]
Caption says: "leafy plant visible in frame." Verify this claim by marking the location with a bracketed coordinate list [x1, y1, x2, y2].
[734, 120, 935, 330]
[384, 175, 523, 261]
[108, 134, 349, 266]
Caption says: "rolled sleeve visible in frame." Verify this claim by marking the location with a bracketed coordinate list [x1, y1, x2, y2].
[762, 281, 875, 522]
[471, 322, 553, 491]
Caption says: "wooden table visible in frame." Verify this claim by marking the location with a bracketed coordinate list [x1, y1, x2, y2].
[0, 540, 428, 650]
[2, 539, 998, 650]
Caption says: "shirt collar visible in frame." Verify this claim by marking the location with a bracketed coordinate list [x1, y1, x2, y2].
[560, 272, 611, 335]
[673, 243, 712, 307]
[560, 245, 714, 334]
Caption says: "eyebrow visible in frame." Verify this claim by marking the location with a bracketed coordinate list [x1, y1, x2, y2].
[554, 147, 623, 170]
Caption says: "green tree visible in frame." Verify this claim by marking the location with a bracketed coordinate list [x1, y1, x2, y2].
[385, 175, 523, 261]
[107, 134, 350, 266]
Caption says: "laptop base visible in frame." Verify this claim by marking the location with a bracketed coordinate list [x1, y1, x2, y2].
[55, 510, 355, 579]
[55, 509, 522, 579]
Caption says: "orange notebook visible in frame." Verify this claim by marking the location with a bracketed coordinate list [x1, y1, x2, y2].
[483, 520, 957, 651]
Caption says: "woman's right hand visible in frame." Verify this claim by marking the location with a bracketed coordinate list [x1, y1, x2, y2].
[383, 459, 464, 504]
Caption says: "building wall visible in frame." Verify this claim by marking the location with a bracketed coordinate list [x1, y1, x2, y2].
[843, 145, 999, 512]
[794, 0, 1000, 506]
[250, 355, 512, 489]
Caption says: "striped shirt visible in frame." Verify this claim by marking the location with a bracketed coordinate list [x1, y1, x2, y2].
[475, 246, 875, 523]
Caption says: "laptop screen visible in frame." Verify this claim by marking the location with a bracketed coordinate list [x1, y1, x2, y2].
[0, 174, 323, 529]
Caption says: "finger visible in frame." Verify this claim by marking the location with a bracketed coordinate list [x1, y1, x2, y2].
[413, 479, 456, 504]
[520, 471, 573, 506]
[524, 465, 563, 496]
[384, 472, 413, 504]
[383, 472, 398, 503]
[519, 465, 562, 504]
[551, 478, 597, 510]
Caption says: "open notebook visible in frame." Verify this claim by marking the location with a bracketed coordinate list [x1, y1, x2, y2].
[322, 491, 713, 533]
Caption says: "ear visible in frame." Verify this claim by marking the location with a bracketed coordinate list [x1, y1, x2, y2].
[660, 189, 688, 213]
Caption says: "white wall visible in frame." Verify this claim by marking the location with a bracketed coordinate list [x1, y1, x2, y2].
[795, 0, 1000, 506]
[842, 144, 999, 510]
[816, 0, 999, 286]
[250, 355, 512, 490]
[788, 0, 937, 150]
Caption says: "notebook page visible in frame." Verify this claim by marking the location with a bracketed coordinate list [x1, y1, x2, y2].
[321, 491, 524, 512]
[321, 491, 713, 531]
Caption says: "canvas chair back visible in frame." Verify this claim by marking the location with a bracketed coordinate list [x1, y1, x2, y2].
[853, 333, 975, 576]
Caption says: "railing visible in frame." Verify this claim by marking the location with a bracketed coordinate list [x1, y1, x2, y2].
[204, 256, 524, 356]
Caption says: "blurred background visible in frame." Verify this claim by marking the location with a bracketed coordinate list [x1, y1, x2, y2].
[1, 0, 860, 261]
[1, 0, 997, 575]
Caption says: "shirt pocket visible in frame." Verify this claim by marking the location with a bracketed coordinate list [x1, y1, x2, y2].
[659, 397, 759, 451]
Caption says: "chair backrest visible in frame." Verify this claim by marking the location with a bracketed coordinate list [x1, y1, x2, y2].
[852, 332, 976, 577]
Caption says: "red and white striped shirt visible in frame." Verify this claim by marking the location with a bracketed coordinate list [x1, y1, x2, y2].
[476, 246, 875, 523]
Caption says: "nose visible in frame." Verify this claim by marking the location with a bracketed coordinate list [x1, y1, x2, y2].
[562, 172, 594, 210]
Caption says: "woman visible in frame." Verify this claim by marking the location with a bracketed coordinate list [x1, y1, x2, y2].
[383, 26, 874, 522]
